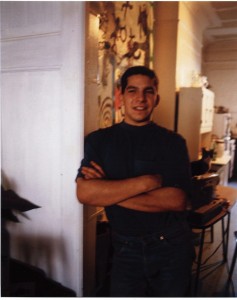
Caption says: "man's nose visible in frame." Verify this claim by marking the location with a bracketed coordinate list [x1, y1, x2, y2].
[136, 91, 146, 101]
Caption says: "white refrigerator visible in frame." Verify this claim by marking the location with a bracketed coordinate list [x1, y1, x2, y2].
[212, 113, 231, 139]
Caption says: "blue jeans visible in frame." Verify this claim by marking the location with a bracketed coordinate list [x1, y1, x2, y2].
[110, 223, 195, 297]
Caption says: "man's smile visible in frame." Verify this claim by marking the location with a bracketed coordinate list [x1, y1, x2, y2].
[133, 105, 147, 111]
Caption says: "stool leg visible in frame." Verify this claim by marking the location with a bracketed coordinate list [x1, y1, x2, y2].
[194, 229, 205, 296]
[228, 232, 237, 282]
[222, 213, 230, 262]
[228, 246, 237, 282]
[210, 225, 214, 243]
[225, 231, 237, 295]
[222, 218, 227, 262]
[225, 213, 231, 262]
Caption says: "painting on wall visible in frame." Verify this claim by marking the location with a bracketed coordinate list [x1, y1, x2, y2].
[92, 1, 154, 127]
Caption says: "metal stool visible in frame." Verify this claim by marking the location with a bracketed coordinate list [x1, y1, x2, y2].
[226, 231, 237, 292]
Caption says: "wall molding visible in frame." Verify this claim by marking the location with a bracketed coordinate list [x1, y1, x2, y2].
[1, 65, 62, 73]
[203, 61, 237, 70]
[1, 31, 61, 43]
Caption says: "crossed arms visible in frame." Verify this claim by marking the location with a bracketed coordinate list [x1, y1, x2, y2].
[76, 161, 187, 213]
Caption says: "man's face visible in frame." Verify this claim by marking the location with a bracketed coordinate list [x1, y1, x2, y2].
[121, 74, 159, 126]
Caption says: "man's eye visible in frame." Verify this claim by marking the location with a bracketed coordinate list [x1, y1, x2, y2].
[145, 89, 155, 94]
[127, 89, 136, 93]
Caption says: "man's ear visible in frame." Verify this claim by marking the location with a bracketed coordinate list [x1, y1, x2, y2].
[155, 95, 160, 107]
[119, 90, 124, 105]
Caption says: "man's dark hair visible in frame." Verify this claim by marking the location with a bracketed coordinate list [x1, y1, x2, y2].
[120, 66, 159, 94]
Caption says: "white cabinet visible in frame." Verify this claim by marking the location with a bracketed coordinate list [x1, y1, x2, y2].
[176, 87, 215, 161]
[201, 88, 215, 134]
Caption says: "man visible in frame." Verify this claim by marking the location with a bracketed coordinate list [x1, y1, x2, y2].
[76, 66, 194, 297]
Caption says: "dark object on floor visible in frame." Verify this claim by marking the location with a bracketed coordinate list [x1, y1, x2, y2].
[6, 258, 76, 297]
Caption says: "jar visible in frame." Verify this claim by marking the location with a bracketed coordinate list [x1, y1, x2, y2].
[216, 139, 225, 158]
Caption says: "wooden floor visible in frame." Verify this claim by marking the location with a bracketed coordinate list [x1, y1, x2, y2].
[191, 178, 237, 297]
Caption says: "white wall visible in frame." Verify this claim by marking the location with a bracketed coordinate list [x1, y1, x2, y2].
[153, 2, 211, 130]
[176, 1, 208, 88]
[153, 1, 179, 130]
[203, 40, 237, 130]
[1, 2, 85, 296]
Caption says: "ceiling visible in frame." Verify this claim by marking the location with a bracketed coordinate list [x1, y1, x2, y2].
[89, 1, 237, 44]
[204, 1, 237, 44]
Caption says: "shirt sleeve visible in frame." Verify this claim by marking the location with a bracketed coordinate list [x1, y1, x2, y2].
[75, 132, 102, 180]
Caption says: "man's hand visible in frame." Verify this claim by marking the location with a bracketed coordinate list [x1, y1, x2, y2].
[81, 161, 106, 179]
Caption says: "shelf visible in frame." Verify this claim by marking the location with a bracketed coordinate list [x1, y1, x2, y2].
[211, 152, 231, 166]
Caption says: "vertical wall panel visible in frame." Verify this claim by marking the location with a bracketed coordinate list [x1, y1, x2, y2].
[1, 2, 85, 296]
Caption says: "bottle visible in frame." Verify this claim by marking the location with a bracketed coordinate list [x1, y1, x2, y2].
[211, 139, 217, 160]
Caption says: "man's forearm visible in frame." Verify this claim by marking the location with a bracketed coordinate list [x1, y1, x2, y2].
[76, 174, 162, 206]
[117, 187, 187, 212]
